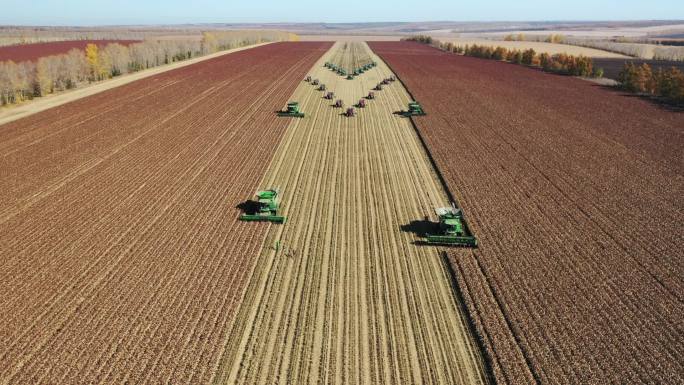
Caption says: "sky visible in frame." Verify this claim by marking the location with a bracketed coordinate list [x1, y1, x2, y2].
[1, 0, 683, 25]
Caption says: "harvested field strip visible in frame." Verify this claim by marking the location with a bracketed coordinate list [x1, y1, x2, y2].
[370, 41, 684, 385]
[328, 41, 373, 73]
[0, 42, 330, 384]
[214, 42, 488, 385]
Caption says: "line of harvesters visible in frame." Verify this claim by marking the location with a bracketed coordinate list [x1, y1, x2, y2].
[245, 59, 477, 247]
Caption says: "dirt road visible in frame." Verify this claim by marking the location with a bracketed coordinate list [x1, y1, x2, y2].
[214, 42, 488, 385]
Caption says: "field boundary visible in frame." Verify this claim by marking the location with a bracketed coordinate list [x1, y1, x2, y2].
[0, 42, 273, 127]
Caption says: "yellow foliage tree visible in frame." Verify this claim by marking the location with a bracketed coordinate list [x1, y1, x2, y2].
[85, 43, 100, 81]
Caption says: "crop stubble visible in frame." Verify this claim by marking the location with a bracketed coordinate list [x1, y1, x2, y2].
[213, 42, 488, 385]
[370, 41, 684, 384]
[0, 42, 330, 384]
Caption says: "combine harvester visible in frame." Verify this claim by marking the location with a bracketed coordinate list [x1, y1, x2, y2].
[277, 102, 305, 118]
[425, 203, 477, 247]
[239, 189, 286, 224]
[401, 101, 426, 117]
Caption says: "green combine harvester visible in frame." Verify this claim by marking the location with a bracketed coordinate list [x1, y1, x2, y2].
[277, 102, 305, 118]
[402, 101, 426, 117]
[426, 205, 477, 247]
[239, 189, 286, 224]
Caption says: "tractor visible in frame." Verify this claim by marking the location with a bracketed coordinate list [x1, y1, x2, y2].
[345, 107, 355, 117]
[425, 204, 477, 247]
[277, 102, 305, 118]
[401, 101, 426, 116]
[239, 189, 286, 224]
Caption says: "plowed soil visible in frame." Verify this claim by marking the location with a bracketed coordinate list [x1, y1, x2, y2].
[0, 42, 330, 384]
[370, 41, 684, 385]
[213, 42, 488, 385]
[0, 40, 140, 62]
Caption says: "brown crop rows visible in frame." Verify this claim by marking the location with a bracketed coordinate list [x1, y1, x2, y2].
[0, 40, 140, 63]
[370, 41, 684, 384]
[0, 41, 330, 384]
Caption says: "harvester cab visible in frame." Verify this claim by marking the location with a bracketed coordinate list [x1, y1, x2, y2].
[425, 204, 477, 247]
[277, 102, 305, 118]
[239, 189, 286, 224]
[402, 101, 426, 117]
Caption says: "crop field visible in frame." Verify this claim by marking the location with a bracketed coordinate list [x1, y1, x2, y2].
[0, 41, 329, 384]
[437, 37, 629, 58]
[370, 41, 684, 384]
[0, 40, 140, 62]
[327, 41, 374, 73]
[213, 42, 488, 385]
[592, 57, 684, 79]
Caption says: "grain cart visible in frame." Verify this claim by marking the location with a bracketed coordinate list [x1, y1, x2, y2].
[277, 102, 305, 118]
[239, 189, 286, 224]
[402, 101, 426, 116]
[426, 204, 477, 247]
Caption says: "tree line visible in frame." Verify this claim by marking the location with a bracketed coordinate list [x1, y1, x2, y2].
[1, 30, 294, 106]
[618, 63, 684, 105]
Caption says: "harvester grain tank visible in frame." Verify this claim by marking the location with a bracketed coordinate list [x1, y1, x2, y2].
[277, 102, 305, 118]
[239, 189, 286, 224]
[425, 204, 477, 247]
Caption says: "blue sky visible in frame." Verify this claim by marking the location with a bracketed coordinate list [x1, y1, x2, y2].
[1, 0, 683, 25]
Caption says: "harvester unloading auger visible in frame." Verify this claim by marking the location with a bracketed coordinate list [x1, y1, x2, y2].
[425, 203, 477, 247]
[239, 189, 286, 224]
[277, 102, 305, 118]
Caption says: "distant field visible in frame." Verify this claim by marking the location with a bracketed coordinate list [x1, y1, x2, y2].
[439, 37, 629, 58]
[299, 34, 401, 41]
[592, 57, 684, 79]
[0, 40, 140, 63]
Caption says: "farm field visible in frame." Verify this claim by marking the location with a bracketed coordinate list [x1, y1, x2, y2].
[592, 57, 684, 79]
[213, 42, 488, 385]
[370, 41, 684, 384]
[0, 40, 140, 62]
[0, 41, 329, 384]
[436, 37, 629, 58]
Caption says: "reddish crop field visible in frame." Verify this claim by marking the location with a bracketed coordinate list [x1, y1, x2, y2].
[0, 41, 330, 384]
[370, 41, 684, 384]
[0, 40, 140, 62]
